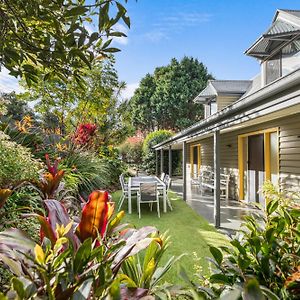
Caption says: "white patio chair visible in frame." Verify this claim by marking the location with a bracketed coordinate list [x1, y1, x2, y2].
[118, 174, 129, 211]
[137, 182, 160, 219]
[164, 176, 173, 211]
[160, 172, 166, 181]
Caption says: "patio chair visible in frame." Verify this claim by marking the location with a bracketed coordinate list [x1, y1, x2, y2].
[160, 172, 166, 181]
[118, 174, 129, 211]
[137, 182, 160, 219]
[164, 176, 173, 211]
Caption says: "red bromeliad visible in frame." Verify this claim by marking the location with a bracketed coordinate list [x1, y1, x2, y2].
[76, 190, 114, 242]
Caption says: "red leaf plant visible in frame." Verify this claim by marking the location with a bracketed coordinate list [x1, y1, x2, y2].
[72, 123, 97, 147]
[39, 154, 64, 199]
[76, 190, 114, 242]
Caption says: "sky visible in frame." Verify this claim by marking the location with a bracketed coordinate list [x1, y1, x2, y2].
[1, 0, 300, 98]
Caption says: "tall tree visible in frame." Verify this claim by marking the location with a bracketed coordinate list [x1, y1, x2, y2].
[20, 59, 130, 144]
[0, 0, 130, 86]
[130, 56, 214, 132]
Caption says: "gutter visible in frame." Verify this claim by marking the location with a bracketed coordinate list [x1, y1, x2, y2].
[153, 68, 300, 150]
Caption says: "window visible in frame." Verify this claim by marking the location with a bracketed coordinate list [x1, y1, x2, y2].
[210, 102, 218, 115]
[265, 54, 281, 84]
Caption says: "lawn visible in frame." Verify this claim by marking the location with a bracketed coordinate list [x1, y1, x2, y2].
[111, 190, 229, 284]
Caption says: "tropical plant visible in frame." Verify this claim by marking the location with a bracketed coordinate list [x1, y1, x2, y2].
[0, 190, 159, 299]
[181, 182, 300, 299]
[60, 150, 116, 196]
[142, 130, 173, 174]
[72, 123, 97, 147]
[119, 232, 185, 298]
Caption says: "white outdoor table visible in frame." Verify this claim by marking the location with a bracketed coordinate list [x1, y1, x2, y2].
[128, 176, 166, 214]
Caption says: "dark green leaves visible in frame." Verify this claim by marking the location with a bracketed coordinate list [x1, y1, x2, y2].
[64, 6, 89, 17]
[0, 0, 131, 87]
[209, 246, 223, 266]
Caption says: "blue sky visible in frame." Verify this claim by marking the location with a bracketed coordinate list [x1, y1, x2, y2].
[1, 0, 300, 98]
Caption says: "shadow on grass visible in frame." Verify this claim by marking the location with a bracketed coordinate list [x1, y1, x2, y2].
[111, 190, 230, 284]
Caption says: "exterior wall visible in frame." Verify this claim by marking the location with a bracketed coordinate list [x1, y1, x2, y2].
[186, 113, 300, 199]
[217, 95, 240, 111]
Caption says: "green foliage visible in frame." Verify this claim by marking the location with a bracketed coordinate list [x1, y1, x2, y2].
[0, 131, 42, 188]
[61, 150, 110, 195]
[119, 232, 185, 297]
[0, 0, 130, 86]
[130, 56, 214, 131]
[0, 197, 160, 299]
[61, 149, 124, 196]
[185, 182, 300, 299]
[119, 139, 143, 165]
[142, 130, 173, 174]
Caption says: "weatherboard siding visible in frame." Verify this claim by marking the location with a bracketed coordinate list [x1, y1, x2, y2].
[217, 96, 240, 111]
[186, 113, 300, 199]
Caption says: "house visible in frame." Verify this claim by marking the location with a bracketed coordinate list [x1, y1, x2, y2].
[153, 9, 300, 227]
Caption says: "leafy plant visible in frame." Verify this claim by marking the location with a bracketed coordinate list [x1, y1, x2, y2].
[0, 131, 42, 189]
[142, 130, 173, 174]
[182, 182, 300, 299]
[61, 150, 114, 196]
[0, 190, 160, 299]
[119, 232, 185, 298]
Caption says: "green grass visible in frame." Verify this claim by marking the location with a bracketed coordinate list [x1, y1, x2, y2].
[111, 190, 229, 284]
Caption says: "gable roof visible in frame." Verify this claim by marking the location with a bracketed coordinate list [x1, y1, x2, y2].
[194, 80, 252, 103]
[245, 9, 300, 59]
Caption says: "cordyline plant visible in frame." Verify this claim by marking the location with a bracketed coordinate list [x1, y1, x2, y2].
[180, 182, 300, 300]
[0, 188, 161, 299]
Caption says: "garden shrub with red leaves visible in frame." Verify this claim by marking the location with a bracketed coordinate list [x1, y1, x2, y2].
[72, 123, 97, 147]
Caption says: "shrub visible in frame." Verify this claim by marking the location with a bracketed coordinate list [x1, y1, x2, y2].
[183, 182, 300, 299]
[119, 139, 143, 165]
[142, 130, 173, 174]
[0, 131, 42, 188]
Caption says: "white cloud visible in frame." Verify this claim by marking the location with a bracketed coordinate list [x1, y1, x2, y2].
[0, 68, 23, 93]
[120, 82, 139, 100]
[143, 12, 213, 43]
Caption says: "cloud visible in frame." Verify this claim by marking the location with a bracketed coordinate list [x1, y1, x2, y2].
[143, 12, 213, 43]
[120, 82, 139, 100]
[0, 68, 23, 93]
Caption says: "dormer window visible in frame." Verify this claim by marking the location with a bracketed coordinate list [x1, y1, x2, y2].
[210, 101, 217, 115]
[265, 54, 281, 84]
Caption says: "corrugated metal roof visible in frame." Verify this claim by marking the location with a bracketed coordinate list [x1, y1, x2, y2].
[281, 9, 300, 19]
[264, 20, 299, 37]
[211, 80, 252, 94]
[246, 9, 300, 58]
[195, 80, 252, 103]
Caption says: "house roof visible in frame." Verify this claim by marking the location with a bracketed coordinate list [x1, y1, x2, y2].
[194, 80, 252, 103]
[245, 9, 300, 59]
[153, 68, 300, 150]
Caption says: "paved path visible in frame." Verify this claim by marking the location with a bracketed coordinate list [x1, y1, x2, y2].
[171, 178, 258, 234]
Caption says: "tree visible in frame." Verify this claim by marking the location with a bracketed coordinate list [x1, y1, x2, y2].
[20, 58, 131, 145]
[0, 0, 130, 86]
[130, 56, 214, 132]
